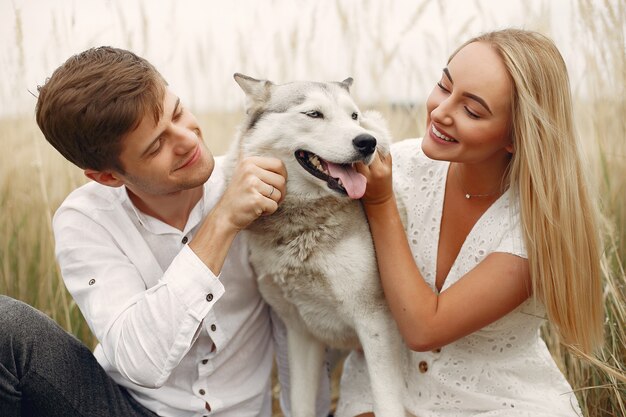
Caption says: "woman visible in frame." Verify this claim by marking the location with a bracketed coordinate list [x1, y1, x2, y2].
[337, 29, 603, 416]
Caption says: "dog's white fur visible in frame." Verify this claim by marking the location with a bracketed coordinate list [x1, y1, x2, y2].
[226, 74, 408, 417]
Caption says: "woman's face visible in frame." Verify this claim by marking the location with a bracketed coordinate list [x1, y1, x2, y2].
[422, 41, 514, 167]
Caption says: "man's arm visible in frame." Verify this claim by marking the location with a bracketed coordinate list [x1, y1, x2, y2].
[189, 156, 286, 274]
[55, 156, 287, 388]
[54, 206, 224, 387]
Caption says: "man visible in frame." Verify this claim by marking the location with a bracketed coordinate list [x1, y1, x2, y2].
[0, 46, 329, 416]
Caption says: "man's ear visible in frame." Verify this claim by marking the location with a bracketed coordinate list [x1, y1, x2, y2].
[84, 169, 125, 187]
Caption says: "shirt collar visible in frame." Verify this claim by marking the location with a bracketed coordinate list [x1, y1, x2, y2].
[121, 156, 227, 236]
[121, 188, 186, 235]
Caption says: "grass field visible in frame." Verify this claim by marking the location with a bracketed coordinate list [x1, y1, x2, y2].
[0, 0, 624, 415]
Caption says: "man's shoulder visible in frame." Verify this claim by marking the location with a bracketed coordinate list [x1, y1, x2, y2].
[200, 155, 229, 209]
[56, 181, 125, 220]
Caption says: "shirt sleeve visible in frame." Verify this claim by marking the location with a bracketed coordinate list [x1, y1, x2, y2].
[494, 206, 528, 259]
[53, 205, 225, 388]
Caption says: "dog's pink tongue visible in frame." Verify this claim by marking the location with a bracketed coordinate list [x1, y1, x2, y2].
[326, 162, 367, 199]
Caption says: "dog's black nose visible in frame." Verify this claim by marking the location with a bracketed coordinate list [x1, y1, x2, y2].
[352, 134, 377, 156]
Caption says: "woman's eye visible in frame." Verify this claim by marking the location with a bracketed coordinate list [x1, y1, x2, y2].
[351, 112, 359, 120]
[303, 110, 323, 118]
[437, 82, 450, 93]
[464, 107, 480, 119]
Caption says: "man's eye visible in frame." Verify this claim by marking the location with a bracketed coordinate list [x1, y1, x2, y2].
[149, 139, 163, 155]
[303, 110, 323, 118]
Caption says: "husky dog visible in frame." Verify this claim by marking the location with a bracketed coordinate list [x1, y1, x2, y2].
[227, 74, 407, 417]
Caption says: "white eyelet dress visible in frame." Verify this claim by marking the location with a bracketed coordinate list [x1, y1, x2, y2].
[336, 138, 582, 417]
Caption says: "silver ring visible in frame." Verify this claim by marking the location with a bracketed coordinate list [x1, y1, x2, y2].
[268, 185, 275, 198]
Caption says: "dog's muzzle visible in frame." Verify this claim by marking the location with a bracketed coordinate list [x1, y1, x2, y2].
[352, 134, 377, 157]
[295, 133, 378, 199]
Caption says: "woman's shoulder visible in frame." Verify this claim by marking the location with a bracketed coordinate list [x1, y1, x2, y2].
[391, 137, 443, 174]
[390, 137, 422, 155]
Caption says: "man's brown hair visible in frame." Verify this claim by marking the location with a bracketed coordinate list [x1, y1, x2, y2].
[36, 46, 167, 172]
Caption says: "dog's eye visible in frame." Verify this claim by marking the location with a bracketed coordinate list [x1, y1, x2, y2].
[351, 112, 359, 120]
[303, 110, 323, 119]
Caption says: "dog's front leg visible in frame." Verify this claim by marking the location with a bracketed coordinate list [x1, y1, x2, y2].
[355, 312, 407, 417]
[287, 323, 326, 417]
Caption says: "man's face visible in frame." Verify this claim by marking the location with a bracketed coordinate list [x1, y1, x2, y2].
[114, 88, 214, 198]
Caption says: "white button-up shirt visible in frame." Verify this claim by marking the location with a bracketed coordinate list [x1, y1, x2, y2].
[53, 158, 276, 417]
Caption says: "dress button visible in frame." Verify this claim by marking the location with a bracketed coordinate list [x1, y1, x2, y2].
[182, 236, 188, 244]
[206, 293, 213, 302]
[199, 389, 206, 395]
[419, 360, 429, 373]
[202, 359, 208, 364]
[210, 324, 217, 331]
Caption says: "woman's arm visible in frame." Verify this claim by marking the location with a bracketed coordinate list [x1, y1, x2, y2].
[357, 152, 531, 351]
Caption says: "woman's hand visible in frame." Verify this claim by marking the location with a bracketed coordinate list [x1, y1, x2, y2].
[355, 149, 394, 206]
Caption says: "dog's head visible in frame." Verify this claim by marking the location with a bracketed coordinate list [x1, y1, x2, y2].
[233, 73, 391, 200]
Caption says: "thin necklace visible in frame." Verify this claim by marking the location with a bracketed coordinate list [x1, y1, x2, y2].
[454, 165, 501, 199]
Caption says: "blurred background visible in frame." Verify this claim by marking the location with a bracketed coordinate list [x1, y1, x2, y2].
[1, 0, 624, 415]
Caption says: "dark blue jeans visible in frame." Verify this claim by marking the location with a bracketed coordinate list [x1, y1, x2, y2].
[0, 295, 158, 417]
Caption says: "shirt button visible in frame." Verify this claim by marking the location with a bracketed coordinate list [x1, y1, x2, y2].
[206, 293, 213, 302]
[199, 389, 206, 395]
[182, 236, 188, 244]
[201, 359, 208, 364]
[210, 324, 217, 332]
[419, 360, 429, 373]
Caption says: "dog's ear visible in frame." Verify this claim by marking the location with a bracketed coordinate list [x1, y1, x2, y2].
[234, 73, 273, 111]
[338, 77, 353, 92]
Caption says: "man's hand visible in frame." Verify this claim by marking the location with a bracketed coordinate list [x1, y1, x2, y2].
[190, 156, 287, 275]
[215, 156, 287, 231]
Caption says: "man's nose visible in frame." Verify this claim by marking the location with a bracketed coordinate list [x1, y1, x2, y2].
[171, 126, 198, 152]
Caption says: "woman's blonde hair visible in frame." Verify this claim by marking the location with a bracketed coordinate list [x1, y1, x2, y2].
[450, 29, 604, 354]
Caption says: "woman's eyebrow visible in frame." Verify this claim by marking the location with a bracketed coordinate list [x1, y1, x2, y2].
[463, 92, 492, 115]
[443, 67, 493, 115]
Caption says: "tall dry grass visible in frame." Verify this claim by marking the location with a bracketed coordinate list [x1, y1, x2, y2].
[0, 117, 93, 345]
[538, 1, 626, 415]
[0, 0, 624, 415]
